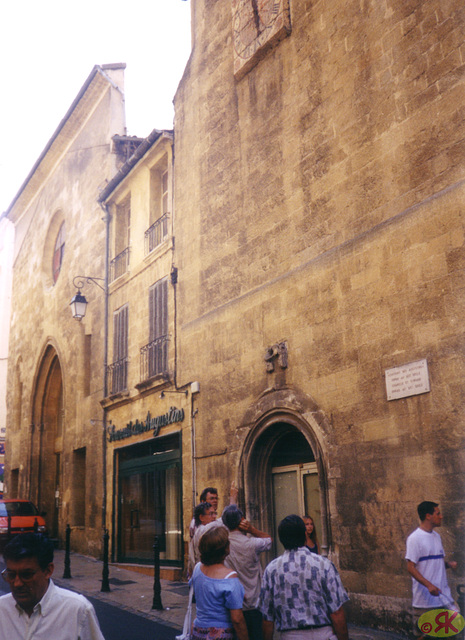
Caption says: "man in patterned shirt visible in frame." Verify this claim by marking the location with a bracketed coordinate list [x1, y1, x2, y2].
[258, 515, 349, 640]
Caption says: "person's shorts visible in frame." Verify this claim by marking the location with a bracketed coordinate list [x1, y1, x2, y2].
[281, 626, 336, 640]
[191, 626, 234, 640]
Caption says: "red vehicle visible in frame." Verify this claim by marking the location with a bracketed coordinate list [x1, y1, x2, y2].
[0, 499, 47, 548]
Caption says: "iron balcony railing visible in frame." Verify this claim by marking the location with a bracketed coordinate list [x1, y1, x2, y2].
[140, 336, 169, 382]
[144, 213, 169, 255]
[109, 247, 130, 283]
[107, 357, 129, 395]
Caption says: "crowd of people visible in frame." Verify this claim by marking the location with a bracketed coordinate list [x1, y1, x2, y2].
[187, 485, 349, 640]
[0, 495, 458, 639]
[187, 490, 459, 640]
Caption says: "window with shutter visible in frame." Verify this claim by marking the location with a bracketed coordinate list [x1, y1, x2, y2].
[111, 305, 128, 393]
[110, 197, 130, 282]
[148, 279, 168, 377]
[146, 165, 169, 254]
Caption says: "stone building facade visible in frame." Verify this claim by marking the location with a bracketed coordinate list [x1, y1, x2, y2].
[2, 0, 464, 633]
[4, 64, 127, 556]
[172, 0, 465, 631]
[98, 129, 195, 579]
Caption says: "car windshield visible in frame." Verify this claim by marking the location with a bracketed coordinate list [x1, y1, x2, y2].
[0, 502, 39, 517]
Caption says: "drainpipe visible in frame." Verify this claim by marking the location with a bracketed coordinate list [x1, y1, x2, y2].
[99, 202, 111, 532]
[169, 141, 180, 391]
[191, 406, 198, 510]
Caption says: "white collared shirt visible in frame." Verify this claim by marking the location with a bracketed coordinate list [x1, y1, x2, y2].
[0, 579, 105, 640]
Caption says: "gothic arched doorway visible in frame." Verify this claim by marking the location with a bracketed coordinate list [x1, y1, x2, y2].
[241, 411, 329, 558]
[30, 345, 64, 539]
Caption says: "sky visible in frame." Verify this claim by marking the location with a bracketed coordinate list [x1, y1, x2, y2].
[0, 0, 192, 215]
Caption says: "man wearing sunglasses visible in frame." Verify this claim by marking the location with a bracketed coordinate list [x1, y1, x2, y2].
[0, 532, 104, 639]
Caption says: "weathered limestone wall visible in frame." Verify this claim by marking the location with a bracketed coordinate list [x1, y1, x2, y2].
[6, 73, 125, 556]
[174, 0, 465, 630]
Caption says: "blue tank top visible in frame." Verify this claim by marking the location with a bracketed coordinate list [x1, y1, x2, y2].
[189, 563, 244, 628]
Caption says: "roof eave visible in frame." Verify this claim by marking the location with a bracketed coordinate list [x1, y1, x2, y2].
[98, 129, 173, 204]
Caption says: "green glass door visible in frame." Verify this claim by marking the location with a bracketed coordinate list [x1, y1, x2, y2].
[118, 451, 182, 565]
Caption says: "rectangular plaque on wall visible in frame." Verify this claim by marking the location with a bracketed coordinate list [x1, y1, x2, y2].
[385, 359, 430, 401]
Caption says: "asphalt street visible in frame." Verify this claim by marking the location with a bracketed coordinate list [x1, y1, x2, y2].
[0, 558, 178, 639]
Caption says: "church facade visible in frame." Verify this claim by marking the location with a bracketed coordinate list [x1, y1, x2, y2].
[171, 0, 464, 629]
[4, 64, 127, 556]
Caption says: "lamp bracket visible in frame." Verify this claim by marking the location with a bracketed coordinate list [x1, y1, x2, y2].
[72, 275, 105, 291]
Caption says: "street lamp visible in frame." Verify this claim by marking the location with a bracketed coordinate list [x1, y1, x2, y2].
[70, 276, 105, 321]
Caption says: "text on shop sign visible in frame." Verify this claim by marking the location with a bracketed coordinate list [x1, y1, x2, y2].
[107, 407, 185, 442]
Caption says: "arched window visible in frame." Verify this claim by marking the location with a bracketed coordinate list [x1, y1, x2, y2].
[52, 222, 65, 283]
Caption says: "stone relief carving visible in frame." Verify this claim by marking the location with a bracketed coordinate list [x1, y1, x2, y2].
[264, 341, 288, 372]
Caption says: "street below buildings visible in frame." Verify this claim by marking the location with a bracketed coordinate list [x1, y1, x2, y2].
[79, 595, 178, 640]
[0, 556, 179, 640]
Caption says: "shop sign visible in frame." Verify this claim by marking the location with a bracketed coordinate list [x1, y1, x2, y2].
[107, 407, 185, 442]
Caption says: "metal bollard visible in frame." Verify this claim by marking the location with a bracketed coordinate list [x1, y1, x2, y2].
[151, 535, 163, 610]
[62, 524, 72, 578]
[101, 529, 111, 592]
[33, 518, 39, 533]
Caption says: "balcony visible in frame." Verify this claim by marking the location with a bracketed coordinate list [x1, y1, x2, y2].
[145, 213, 169, 255]
[140, 336, 168, 382]
[109, 247, 130, 283]
[107, 357, 129, 395]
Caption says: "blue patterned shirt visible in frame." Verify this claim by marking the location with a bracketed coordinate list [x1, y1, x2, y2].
[258, 547, 349, 631]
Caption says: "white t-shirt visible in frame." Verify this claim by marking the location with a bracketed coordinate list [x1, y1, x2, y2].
[224, 530, 272, 610]
[405, 527, 452, 608]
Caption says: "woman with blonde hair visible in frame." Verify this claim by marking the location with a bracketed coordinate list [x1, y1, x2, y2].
[302, 515, 320, 554]
[189, 526, 249, 640]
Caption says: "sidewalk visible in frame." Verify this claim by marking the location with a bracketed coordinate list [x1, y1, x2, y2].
[52, 550, 408, 640]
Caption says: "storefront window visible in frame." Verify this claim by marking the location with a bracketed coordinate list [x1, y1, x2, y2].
[117, 434, 182, 565]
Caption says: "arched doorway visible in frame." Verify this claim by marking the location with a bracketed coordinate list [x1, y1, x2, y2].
[241, 411, 329, 558]
[30, 345, 64, 539]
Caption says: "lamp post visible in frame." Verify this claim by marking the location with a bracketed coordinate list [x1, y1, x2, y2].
[69, 276, 105, 320]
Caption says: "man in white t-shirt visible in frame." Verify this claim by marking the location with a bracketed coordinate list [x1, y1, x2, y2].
[223, 504, 272, 640]
[405, 501, 458, 637]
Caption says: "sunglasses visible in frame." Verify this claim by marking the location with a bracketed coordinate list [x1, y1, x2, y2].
[1, 568, 40, 583]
